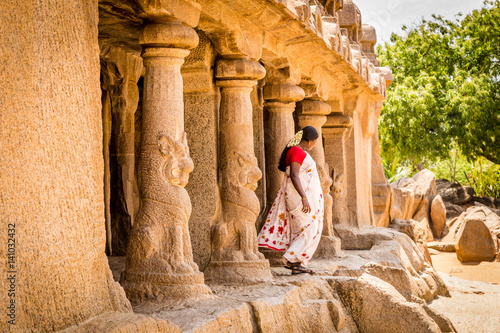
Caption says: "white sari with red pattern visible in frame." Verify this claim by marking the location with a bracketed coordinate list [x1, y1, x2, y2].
[258, 152, 324, 266]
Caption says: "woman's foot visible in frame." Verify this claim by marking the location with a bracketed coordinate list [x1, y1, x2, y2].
[283, 259, 300, 270]
[290, 265, 315, 275]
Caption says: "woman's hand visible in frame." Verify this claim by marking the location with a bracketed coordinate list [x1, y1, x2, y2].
[302, 198, 311, 214]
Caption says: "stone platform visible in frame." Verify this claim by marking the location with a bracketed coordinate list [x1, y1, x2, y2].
[63, 229, 458, 333]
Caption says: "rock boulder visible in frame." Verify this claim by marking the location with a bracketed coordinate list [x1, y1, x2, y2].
[332, 274, 443, 333]
[444, 203, 465, 219]
[430, 195, 446, 238]
[436, 178, 475, 205]
[455, 219, 496, 262]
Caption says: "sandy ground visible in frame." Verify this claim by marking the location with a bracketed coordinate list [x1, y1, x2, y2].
[429, 251, 500, 332]
[429, 273, 500, 333]
[431, 251, 500, 284]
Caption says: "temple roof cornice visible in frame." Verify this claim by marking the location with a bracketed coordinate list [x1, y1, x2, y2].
[195, 0, 390, 102]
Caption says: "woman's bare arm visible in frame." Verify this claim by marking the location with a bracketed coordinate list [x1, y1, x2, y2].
[290, 161, 311, 213]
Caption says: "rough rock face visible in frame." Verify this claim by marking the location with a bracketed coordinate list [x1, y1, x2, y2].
[412, 170, 437, 242]
[464, 206, 500, 240]
[388, 218, 433, 265]
[413, 170, 437, 206]
[390, 178, 423, 220]
[430, 195, 447, 238]
[455, 219, 496, 262]
[333, 274, 445, 333]
[388, 218, 416, 241]
[436, 179, 475, 205]
[442, 206, 500, 259]
[333, 225, 448, 299]
[444, 203, 465, 219]
[66, 269, 454, 333]
[390, 170, 437, 242]
[472, 196, 500, 210]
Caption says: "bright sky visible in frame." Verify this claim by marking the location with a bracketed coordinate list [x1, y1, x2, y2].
[354, 0, 487, 44]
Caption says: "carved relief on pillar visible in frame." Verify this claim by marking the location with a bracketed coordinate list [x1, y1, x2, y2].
[122, 21, 212, 302]
[204, 57, 273, 284]
[296, 98, 342, 257]
[323, 113, 353, 230]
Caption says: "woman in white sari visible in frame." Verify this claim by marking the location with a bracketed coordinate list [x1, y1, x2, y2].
[258, 126, 323, 275]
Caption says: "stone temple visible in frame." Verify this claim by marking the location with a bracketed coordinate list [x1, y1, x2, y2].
[1, 0, 458, 332]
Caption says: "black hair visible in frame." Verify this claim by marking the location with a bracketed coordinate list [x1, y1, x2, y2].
[277, 126, 319, 172]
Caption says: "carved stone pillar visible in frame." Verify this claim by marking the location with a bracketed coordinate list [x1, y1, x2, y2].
[323, 113, 353, 229]
[297, 100, 341, 257]
[263, 83, 305, 211]
[204, 57, 273, 284]
[259, 80, 304, 266]
[122, 22, 211, 302]
[371, 102, 392, 227]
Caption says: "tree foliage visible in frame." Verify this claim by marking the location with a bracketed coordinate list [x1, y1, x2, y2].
[377, 0, 500, 166]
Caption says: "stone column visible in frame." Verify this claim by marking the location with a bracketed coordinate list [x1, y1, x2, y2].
[297, 100, 342, 257]
[263, 82, 305, 212]
[204, 57, 273, 284]
[260, 80, 304, 266]
[370, 102, 392, 227]
[1, 1, 131, 330]
[123, 22, 211, 302]
[323, 113, 353, 228]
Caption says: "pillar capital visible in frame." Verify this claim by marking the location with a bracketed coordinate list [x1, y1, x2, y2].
[324, 112, 353, 128]
[323, 113, 353, 138]
[297, 99, 331, 116]
[216, 57, 266, 82]
[263, 83, 305, 105]
[139, 22, 199, 50]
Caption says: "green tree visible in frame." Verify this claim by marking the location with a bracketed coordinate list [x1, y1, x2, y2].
[377, 0, 500, 166]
